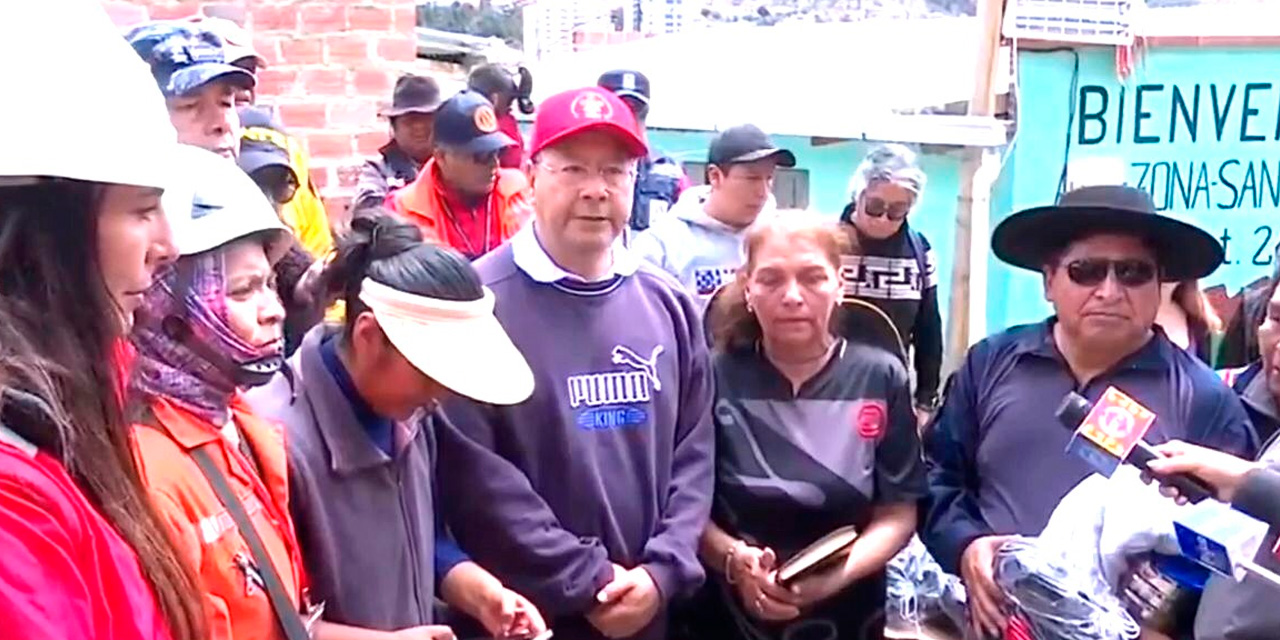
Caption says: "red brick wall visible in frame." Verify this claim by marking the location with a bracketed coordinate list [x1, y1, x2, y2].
[102, 0, 421, 226]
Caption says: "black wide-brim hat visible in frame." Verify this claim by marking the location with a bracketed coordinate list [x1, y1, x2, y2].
[380, 74, 443, 118]
[992, 185, 1224, 281]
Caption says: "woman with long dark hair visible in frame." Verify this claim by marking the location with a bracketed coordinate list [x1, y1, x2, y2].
[0, 3, 206, 638]
[683, 213, 925, 640]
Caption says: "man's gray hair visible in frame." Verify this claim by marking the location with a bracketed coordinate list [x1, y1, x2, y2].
[847, 143, 927, 202]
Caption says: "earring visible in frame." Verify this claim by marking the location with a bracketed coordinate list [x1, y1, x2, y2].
[745, 298, 755, 313]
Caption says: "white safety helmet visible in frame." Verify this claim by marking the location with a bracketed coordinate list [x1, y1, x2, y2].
[163, 145, 292, 264]
[0, 0, 178, 190]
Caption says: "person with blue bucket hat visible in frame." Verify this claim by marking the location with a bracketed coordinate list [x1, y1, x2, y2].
[127, 22, 255, 160]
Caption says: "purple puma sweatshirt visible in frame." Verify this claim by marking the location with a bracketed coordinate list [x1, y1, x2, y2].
[435, 226, 715, 640]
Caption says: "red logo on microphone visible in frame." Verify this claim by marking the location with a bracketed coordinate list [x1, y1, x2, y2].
[853, 401, 887, 440]
[1079, 386, 1156, 460]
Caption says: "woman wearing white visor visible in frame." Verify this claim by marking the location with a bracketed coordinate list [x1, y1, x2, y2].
[250, 213, 548, 640]
[0, 2, 205, 639]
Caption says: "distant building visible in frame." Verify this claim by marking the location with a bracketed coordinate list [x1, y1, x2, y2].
[639, 0, 691, 35]
[522, 0, 611, 57]
[523, 0, 696, 59]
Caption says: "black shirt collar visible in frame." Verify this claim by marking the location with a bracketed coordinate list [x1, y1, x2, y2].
[1012, 317, 1171, 373]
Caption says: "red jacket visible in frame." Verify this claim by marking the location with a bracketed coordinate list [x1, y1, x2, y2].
[0, 438, 172, 640]
[497, 112, 524, 169]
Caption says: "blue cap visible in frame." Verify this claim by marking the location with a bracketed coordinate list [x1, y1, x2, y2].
[598, 69, 650, 105]
[433, 90, 515, 156]
[126, 22, 255, 98]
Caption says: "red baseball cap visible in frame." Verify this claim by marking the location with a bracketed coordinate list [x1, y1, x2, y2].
[529, 87, 648, 159]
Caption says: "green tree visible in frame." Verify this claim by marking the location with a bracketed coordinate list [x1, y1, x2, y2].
[418, 1, 523, 46]
[924, 0, 977, 16]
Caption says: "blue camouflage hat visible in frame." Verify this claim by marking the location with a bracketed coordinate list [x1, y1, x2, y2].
[126, 22, 255, 98]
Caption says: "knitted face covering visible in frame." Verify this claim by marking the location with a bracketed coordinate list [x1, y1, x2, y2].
[131, 249, 283, 423]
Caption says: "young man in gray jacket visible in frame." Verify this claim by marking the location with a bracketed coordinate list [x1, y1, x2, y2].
[630, 124, 792, 307]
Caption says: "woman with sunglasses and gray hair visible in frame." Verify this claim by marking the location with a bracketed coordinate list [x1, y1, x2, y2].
[838, 144, 942, 425]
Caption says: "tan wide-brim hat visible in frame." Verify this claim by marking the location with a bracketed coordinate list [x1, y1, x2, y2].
[359, 278, 534, 406]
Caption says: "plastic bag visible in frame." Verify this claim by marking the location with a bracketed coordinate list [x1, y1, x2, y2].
[886, 535, 969, 633]
[1036, 466, 1190, 593]
[997, 466, 1203, 639]
[994, 537, 1141, 640]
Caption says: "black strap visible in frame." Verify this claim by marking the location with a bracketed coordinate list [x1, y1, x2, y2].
[906, 226, 930, 292]
[190, 447, 310, 640]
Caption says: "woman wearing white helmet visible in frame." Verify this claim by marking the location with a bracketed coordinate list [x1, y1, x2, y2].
[127, 145, 310, 640]
[0, 3, 205, 640]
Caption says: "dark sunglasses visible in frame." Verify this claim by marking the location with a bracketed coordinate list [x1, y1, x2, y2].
[861, 196, 912, 221]
[269, 181, 299, 206]
[469, 150, 501, 165]
[1064, 258, 1158, 287]
[251, 171, 299, 206]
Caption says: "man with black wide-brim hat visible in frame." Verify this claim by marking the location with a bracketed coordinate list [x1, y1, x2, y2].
[918, 185, 1258, 638]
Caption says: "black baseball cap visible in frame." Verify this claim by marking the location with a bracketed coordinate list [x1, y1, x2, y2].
[237, 139, 294, 178]
[433, 90, 516, 155]
[598, 70, 651, 105]
[708, 124, 796, 168]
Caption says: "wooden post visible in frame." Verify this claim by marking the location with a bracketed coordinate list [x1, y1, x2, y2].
[943, 0, 1007, 376]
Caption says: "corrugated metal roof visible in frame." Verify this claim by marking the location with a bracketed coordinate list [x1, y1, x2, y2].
[416, 26, 523, 64]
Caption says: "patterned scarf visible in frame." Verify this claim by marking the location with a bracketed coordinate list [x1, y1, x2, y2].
[131, 250, 282, 425]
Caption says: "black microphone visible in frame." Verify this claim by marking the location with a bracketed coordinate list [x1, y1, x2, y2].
[1055, 391, 1216, 504]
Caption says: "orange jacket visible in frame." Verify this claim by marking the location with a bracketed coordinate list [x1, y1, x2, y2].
[388, 159, 532, 256]
[130, 395, 304, 640]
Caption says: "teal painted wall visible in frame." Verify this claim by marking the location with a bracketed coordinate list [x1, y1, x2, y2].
[645, 129, 967, 335]
[992, 46, 1280, 332]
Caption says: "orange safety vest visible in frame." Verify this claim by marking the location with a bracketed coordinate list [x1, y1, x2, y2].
[388, 158, 532, 256]
[130, 394, 304, 640]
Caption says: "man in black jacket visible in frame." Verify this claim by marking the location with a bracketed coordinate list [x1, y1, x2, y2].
[353, 75, 443, 215]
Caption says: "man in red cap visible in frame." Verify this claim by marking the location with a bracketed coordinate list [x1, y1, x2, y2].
[433, 87, 715, 640]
